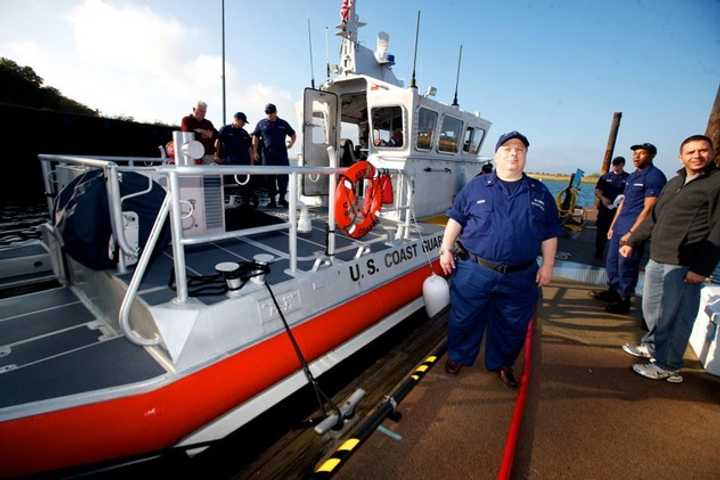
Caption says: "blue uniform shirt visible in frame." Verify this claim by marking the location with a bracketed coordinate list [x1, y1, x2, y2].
[252, 118, 295, 165]
[218, 125, 252, 165]
[447, 173, 563, 264]
[614, 164, 667, 234]
[595, 170, 629, 203]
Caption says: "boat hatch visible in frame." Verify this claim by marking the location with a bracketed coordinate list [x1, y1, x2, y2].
[302, 88, 339, 196]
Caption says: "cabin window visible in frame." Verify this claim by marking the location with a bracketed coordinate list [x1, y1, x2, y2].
[416, 108, 438, 150]
[371, 106, 404, 148]
[310, 111, 329, 145]
[438, 115, 463, 153]
[463, 126, 485, 154]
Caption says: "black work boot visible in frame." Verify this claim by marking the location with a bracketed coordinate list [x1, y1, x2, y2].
[606, 298, 631, 314]
[592, 289, 621, 303]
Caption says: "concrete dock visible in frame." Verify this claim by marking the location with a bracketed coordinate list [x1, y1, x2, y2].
[336, 279, 720, 479]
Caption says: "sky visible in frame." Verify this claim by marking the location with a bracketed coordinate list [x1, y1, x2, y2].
[1, 0, 718, 176]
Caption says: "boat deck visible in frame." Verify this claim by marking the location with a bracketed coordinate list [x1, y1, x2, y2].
[0, 207, 443, 413]
[336, 279, 720, 479]
[116, 207, 441, 307]
[0, 241, 55, 290]
[0, 286, 166, 409]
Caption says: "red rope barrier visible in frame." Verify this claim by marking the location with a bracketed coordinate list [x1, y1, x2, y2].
[497, 316, 535, 480]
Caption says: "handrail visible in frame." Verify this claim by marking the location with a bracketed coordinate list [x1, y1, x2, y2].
[118, 194, 169, 346]
[38, 155, 138, 263]
[161, 165, 343, 176]
[70, 154, 166, 164]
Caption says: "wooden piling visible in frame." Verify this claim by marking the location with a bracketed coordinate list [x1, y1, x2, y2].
[705, 83, 720, 166]
[600, 112, 622, 174]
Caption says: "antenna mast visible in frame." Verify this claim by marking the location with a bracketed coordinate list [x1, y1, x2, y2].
[221, 0, 226, 124]
[410, 10, 421, 89]
[325, 26, 330, 81]
[452, 44, 463, 107]
[307, 18, 316, 89]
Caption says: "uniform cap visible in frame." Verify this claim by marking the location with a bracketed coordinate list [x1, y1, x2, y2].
[233, 112, 248, 123]
[264, 103, 277, 114]
[495, 131, 529, 152]
[630, 143, 657, 156]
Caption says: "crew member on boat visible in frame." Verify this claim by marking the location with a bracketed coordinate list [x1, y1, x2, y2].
[620, 135, 719, 382]
[181, 100, 218, 164]
[252, 103, 296, 208]
[594, 156, 629, 259]
[439, 131, 561, 388]
[216, 111, 257, 207]
[594, 143, 666, 314]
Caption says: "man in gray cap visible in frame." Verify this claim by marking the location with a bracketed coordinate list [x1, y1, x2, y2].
[439, 131, 561, 387]
[252, 103, 296, 208]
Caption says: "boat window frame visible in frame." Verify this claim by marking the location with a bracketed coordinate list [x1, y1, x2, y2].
[462, 125, 486, 155]
[414, 106, 439, 152]
[369, 104, 406, 150]
[436, 114, 464, 155]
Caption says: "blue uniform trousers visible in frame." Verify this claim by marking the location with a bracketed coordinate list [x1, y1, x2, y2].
[448, 259, 538, 370]
[606, 232, 643, 300]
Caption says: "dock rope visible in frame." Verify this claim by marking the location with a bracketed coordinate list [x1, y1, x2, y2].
[263, 281, 343, 428]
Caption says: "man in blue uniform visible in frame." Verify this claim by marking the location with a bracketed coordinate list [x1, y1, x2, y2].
[252, 103, 296, 208]
[594, 143, 667, 314]
[439, 131, 562, 388]
[216, 112, 256, 206]
[594, 156, 629, 259]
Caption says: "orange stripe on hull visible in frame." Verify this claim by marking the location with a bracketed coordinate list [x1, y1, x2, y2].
[0, 262, 439, 477]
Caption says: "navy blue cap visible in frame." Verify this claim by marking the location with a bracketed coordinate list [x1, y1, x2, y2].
[611, 156, 626, 165]
[264, 103, 277, 114]
[233, 112, 248, 123]
[495, 131, 529, 152]
[630, 142, 657, 156]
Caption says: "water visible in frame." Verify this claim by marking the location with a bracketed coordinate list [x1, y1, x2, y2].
[0, 202, 49, 246]
[540, 179, 596, 208]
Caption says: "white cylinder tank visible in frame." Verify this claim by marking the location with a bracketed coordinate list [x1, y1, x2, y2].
[423, 273, 450, 318]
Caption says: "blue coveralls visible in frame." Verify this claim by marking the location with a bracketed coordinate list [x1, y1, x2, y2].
[218, 124, 254, 201]
[252, 118, 296, 201]
[605, 164, 666, 300]
[594, 171, 629, 257]
[446, 173, 562, 369]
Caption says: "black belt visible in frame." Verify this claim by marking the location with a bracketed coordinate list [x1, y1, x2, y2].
[459, 251, 535, 274]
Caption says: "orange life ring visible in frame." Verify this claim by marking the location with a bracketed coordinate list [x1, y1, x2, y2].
[335, 161, 389, 239]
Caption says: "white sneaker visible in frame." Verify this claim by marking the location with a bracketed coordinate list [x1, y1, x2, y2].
[622, 343, 654, 359]
[632, 362, 683, 383]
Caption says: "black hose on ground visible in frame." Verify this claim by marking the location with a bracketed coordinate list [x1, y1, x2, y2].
[312, 337, 448, 479]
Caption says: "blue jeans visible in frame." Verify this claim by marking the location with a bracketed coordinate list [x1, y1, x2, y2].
[448, 259, 538, 370]
[606, 232, 643, 300]
[640, 259, 702, 370]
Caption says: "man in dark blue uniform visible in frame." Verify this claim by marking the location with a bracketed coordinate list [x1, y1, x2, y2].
[594, 156, 629, 259]
[216, 112, 256, 206]
[594, 143, 667, 313]
[439, 131, 562, 388]
[252, 103, 296, 208]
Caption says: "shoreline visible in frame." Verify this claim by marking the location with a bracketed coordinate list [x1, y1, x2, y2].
[527, 173, 599, 185]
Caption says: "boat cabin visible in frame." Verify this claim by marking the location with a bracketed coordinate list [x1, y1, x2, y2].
[300, 3, 491, 219]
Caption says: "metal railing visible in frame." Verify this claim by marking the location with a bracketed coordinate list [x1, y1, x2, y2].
[41, 147, 416, 346]
[39, 155, 140, 274]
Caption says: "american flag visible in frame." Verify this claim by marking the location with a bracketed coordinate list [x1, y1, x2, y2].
[340, 0, 353, 22]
